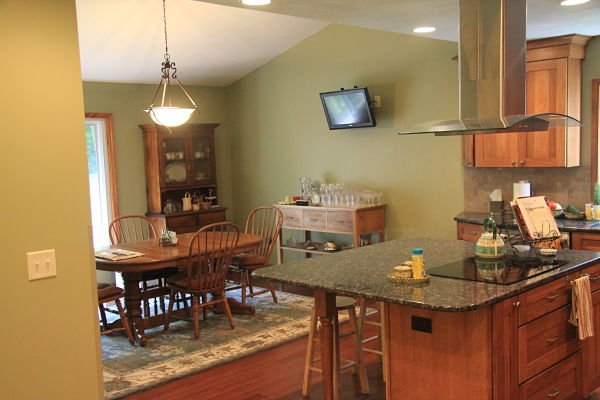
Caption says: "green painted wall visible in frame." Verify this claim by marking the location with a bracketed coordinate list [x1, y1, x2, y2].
[0, 1, 102, 399]
[582, 37, 600, 172]
[82, 82, 234, 217]
[228, 24, 462, 240]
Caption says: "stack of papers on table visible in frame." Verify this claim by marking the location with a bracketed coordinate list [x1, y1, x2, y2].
[95, 249, 144, 261]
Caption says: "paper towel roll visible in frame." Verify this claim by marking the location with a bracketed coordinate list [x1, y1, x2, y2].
[513, 181, 531, 199]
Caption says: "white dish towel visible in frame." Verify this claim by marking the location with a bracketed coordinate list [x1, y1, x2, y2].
[569, 275, 594, 340]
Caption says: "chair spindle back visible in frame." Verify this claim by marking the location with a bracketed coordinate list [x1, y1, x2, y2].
[109, 215, 157, 244]
[187, 222, 240, 291]
[245, 206, 284, 260]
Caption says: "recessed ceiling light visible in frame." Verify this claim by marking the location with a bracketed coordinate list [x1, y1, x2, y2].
[240, 0, 271, 5]
[413, 26, 436, 33]
[560, 0, 590, 5]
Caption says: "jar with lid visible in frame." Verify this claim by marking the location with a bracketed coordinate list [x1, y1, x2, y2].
[411, 248, 424, 279]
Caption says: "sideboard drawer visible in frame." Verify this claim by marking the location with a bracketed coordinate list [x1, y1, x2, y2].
[167, 214, 197, 230]
[518, 277, 571, 325]
[519, 352, 581, 400]
[518, 305, 578, 383]
[281, 207, 302, 228]
[198, 210, 226, 227]
[303, 210, 326, 230]
[327, 211, 353, 233]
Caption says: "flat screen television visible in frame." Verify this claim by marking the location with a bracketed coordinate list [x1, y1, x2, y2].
[319, 87, 376, 130]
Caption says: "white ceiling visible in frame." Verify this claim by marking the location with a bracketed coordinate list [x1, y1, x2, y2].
[76, 0, 600, 87]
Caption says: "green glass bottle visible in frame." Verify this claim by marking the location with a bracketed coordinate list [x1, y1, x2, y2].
[595, 183, 600, 205]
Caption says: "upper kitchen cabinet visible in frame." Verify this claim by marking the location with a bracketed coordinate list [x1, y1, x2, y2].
[464, 34, 591, 168]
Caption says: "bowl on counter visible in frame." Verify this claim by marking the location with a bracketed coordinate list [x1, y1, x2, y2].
[551, 209, 564, 218]
[563, 211, 585, 220]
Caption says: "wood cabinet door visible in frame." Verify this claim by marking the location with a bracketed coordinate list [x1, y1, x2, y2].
[518, 58, 568, 167]
[583, 290, 600, 396]
[474, 132, 520, 167]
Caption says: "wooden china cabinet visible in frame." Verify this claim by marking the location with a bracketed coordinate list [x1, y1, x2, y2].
[139, 123, 226, 233]
[464, 34, 591, 168]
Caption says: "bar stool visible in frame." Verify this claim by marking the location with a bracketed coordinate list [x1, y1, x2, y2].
[357, 298, 388, 382]
[302, 296, 369, 399]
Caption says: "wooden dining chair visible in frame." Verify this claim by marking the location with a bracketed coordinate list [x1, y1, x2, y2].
[97, 283, 135, 345]
[163, 222, 240, 340]
[228, 206, 284, 305]
[109, 215, 176, 317]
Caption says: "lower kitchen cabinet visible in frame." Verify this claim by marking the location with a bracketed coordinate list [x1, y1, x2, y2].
[385, 262, 600, 399]
[571, 232, 600, 251]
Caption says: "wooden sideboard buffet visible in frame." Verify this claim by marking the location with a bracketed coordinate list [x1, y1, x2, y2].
[463, 34, 592, 168]
[139, 123, 226, 233]
[274, 204, 385, 263]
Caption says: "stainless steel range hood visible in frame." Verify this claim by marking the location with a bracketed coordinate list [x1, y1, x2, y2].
[399, 0, 582, 136]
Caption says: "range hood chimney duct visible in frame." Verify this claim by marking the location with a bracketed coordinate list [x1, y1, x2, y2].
[399, 0, 581, 136]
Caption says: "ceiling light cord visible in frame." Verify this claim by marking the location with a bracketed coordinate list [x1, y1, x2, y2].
[163, 0, 170, 62]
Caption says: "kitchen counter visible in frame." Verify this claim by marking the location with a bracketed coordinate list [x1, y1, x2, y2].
[257, 238, 600, 400]
[255, 237, 600, 312]
[455, 210, 600, 232]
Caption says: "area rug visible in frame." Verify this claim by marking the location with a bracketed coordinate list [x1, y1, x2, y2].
[102, 291, 313, 399]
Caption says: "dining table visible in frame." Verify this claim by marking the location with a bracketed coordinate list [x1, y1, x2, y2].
[95, 231, 262, 346]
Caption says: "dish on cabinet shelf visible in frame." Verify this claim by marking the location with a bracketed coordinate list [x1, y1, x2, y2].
[165, 161, 187, 183]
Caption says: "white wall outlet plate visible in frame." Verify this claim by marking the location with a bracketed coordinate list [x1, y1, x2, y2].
[372, 95, 381, 108]
[27, 249, 57, 280]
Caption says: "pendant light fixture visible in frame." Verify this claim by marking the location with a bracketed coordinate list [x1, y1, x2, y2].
[145, 0, 197, 127]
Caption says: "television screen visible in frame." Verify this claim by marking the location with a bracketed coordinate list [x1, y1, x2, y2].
[319, 87, 376, 130]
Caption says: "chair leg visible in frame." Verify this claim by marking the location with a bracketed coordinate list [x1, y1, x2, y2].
[192, 295, 200, 340]
[302, 306, 319, 396]
[241, 269, 248, 305]
[201, 295, 208, 320]
[98, 304, 109, 329]
[221, 291, 235, 329]
[114, 298, 135, 345]
[163, 288, 177, 332]
[269, 281, 278, 303]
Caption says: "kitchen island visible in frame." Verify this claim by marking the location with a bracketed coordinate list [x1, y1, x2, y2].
[255, 238, 600, 400]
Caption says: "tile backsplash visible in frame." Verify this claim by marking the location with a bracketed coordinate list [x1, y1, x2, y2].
[464, 167, 592, 212]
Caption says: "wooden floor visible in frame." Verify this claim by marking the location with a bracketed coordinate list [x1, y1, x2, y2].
[123, 295, 386, 400]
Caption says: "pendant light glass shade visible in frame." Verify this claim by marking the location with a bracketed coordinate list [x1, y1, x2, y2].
[145, 0, 197, 128]
[147, 106, 196, 127]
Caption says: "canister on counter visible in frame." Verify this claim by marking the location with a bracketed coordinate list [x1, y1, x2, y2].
[411, 248, 424, 279]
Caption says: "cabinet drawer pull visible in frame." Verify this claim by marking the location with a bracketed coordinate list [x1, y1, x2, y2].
[309, 218, 319, 223]
[546, 293, 559, 301]
[590, 274, 600, 282]
[513, 301, 521, 308]
[547, 389, 560, 398]
[545, 336, 559, 344]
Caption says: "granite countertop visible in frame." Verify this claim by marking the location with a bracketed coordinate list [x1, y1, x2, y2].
[455, 211, 600, 232]
[255, 238, 600, 312]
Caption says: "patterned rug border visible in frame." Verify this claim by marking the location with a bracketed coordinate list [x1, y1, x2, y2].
[104, 293, 313, 399]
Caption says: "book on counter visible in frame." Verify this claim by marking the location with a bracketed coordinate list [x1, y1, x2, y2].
[95, 249, 144, 261]
[511, 196, 560, 241]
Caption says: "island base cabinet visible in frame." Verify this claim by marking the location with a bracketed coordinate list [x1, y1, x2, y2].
[583, 290, 600, 395]
[519, 352, 582, 400]
[385, 304, 493, 400]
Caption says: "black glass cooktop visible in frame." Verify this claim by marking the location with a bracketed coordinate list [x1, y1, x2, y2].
[427, 256, 569, 285]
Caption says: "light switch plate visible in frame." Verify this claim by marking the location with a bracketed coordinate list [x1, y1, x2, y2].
[372, 95, 381, 108]
[27, 249, 57, 280]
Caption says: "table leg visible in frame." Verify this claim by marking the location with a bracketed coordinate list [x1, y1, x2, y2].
[122, 272, 147, 347]
[315, 290, 338, 400]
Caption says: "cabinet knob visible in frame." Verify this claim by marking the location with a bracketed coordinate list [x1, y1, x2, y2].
[511, 161, 516, 166]
[519, 160, 525, 166]
[513, 301, 520, 308]
[464, 161, 472, 167]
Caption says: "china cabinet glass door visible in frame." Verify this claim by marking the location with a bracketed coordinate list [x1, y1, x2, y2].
[162, 137, 187, 185]
[191, 135, 212, 183]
